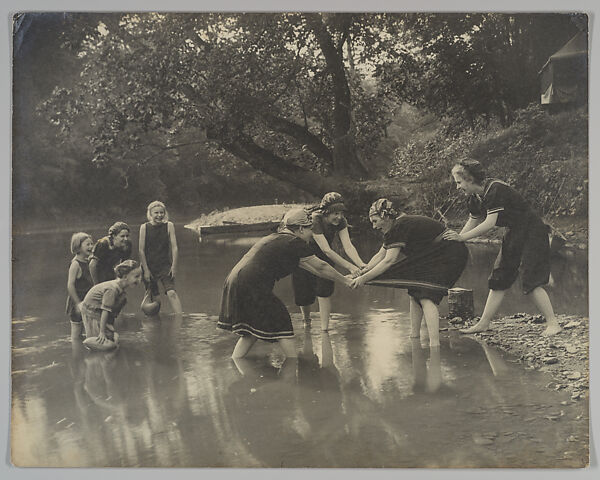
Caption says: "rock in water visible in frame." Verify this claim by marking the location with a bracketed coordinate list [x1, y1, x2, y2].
[448, 288, 474, 320]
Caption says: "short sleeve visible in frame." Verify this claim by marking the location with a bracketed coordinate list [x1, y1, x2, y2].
[91, 238, 109, 261]
[383, 221, 407, 250]
[484, 182, 506, 216]
[467, 196, 485, 220]
[100, 288, 118, 313]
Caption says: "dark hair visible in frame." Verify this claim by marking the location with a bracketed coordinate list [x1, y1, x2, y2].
[452, 160, 487, 184]
[108, 221, 130, 238]
[114, 259, 140, 278]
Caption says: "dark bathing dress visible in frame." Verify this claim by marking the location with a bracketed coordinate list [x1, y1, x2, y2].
[292, 212, 347, 306]
[91, 236, 132, 283]
[467, 178, 551, 294]
[370, 215, 469, 305]
[218, 232, 314, 340]
[143, 222, 175, 295]
[65, 258, 94, 323]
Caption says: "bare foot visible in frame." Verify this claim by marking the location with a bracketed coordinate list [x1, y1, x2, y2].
[409, 333, 420, 339]
[542, 324, 562, 336]
[460, 321, 491, 334]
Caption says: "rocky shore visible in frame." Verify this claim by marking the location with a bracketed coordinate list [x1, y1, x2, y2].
[446, 313, 589, 402]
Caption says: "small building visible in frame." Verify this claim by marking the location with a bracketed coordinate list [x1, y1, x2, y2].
[539, 31, 588, 105]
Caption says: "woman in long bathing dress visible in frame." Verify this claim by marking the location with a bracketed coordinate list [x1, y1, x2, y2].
[350, 199, 468, 347]
[442, 159, 562, 336]
[218, 208, 353, 359]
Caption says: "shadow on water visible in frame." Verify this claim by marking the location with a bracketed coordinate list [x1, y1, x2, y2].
[10, 226, 588, 467]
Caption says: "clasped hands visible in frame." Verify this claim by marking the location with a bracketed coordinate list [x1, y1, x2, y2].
[345, 265, 370, 289]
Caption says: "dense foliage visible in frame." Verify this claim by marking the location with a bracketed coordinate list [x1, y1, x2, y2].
[12, 12, 587, 225]
[390, 104, 588, 219]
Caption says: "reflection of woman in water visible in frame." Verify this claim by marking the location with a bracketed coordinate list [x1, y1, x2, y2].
[351, 199, 468, 347]
[410, 339, 442, 394]
[218, 208, 352, 359]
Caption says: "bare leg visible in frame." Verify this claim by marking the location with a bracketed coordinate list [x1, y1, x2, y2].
[461, 289, 506, 334]
[421, 299, 440, 347]
[278, 338, 297, 358]
[166, 289, 183, 314]
[426, 345, 442, 392]
[409, 296, 423, 338]
[232, 336, 257, 359]
[70, 321, 83, 342]
[317, 296, 332, 331]
[530, 287, 562, 336]
[300, 305, 312, 324]
[321, 331, 334, 368]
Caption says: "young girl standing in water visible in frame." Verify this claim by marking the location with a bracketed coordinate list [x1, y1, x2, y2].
[89, 222, 132, 284]
[81, 260, 143, 347]
[66, 232, 94, 341]
[139, 201, 183, 314]
[292, 192, 365, 331]
[443, 160, 561, 336]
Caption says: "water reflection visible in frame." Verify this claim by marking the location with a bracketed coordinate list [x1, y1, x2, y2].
[10, 226, 589, 467]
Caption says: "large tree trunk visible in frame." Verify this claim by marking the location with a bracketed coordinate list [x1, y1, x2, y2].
[305, 13, 369, 179]
[220, 132, 346, 198]
[262, 114, 334, 170]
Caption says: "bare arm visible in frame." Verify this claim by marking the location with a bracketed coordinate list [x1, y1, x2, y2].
[338, 228, 366, 267]
[460, 216, 483, 235]
[97, 310, 111, 343]
[67, 261, 83, 309]
[298, 255, 352, 287]
[351, 247, 402, 288]
[138, 223, 150, 281]
[443, 214, 497, 242]
[312, 233, 357, 272]
[89, 258, 100, 285]
[168, 222, 178, 278]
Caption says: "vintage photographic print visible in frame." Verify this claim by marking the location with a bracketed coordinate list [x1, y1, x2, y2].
[11, 11, 589, 468]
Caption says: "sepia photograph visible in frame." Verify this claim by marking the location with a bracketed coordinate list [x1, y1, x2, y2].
[8, 3, 595, 472]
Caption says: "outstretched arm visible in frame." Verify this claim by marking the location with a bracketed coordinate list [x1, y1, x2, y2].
[351, 247, 402, 288]
[443, 213, 498, 242]
[312, 233, 357, 273]
[338, 228, 366, 268]
[298, 255, 352, 287]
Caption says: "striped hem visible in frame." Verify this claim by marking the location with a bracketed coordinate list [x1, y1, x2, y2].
[217, 321, 294, 340]
[366, 279, 449, 292]
[384, 241, 406, 249]
[487, 207, 504, 215]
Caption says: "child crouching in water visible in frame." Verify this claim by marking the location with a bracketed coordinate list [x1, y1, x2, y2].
[81, 260, 143, 347]
[139, 200, 183, 314]
[66, 232, 94, 341]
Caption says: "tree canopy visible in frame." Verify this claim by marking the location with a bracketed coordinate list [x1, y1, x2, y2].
[13, 12, 586, 221]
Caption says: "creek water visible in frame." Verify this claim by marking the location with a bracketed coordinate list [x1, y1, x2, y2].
[11, 224, 588, 467]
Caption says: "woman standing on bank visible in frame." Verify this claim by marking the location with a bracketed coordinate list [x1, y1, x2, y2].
[292, 192, 366, 331]
[350, 199, 468, 347]
[442, 160, 561, 336]
[218, 208, 352, 359]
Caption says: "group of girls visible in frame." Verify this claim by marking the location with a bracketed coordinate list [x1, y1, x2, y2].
[66, 201, 182, 347]
[218, 159, 562, 360]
